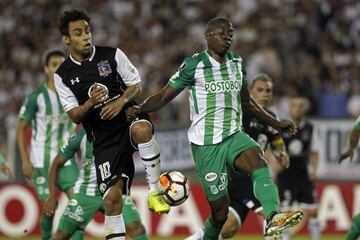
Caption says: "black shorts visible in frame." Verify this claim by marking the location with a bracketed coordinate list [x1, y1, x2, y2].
[228, 171, 262, 223]
[277, 178, 317, 210]
[93, 114, 152, 197]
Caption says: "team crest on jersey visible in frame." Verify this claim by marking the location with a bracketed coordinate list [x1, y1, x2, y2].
[97, 60, 112, 77]
[230, 63, 237, 75]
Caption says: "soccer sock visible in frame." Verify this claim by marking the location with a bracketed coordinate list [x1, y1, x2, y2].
[252, 167, 279, 218]
[308, 217, 320, 240]
[203, 218, 221, 240]
[346, 213, 360, 240]
[138, 136, 161, 192]
[40, 215, 52, 240]
[133, 234, 149, 240]
[185, 228, 204, 240]
[105, 214, 126, 240]
[281, 228, 291, 240]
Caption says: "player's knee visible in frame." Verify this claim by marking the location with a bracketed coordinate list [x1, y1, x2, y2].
[126, 221, 146, 238]
[131, 122, 152, 144]
[103, 189, 122, 215]
[212, 207, 229, 228]
[53, 230, 71, 240]
[307, 208, 318, 218]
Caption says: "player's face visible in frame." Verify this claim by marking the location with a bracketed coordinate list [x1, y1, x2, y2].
[206, 22, 233, 55]
[289, 98, 307, 120]
[63, 20, 92, 58]
[250, 80, 273, 107]
[44, 55, 65, 80]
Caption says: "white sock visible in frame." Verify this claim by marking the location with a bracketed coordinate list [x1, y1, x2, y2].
[308, 217, 320, 240]
[138, 136, 161, 192]
[282, 228, 291, 240]
[105, 214, 126, 240]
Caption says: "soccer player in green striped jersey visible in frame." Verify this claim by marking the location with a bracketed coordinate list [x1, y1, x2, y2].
[338, 116, 360, 240]
[127, 18, 303, 239]
[16, 50, 78, 240]
[44, 127, 148, 240]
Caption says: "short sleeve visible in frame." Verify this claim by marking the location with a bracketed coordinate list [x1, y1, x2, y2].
[115, 48, 141, 86]
[54, 73, 79, 112]
[19, 92, 38, 123]
[354, 116, 360, 131]
[168, 58, 197, 91]
[59, 129, 85, 160]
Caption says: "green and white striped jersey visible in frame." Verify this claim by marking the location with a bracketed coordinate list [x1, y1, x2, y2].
[60, 128, 100, 196]
[168, 51, 248, 145]
[355, 116, 360, 131]
[19, 82, 75, 168]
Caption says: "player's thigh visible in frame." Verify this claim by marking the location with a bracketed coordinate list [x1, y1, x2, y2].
[225, 131, 264, 173]
[191, 143, 229, 202]
[57, 159, 79, 194]
[33, 167, 49, 202]
[58, 194, 103, 236]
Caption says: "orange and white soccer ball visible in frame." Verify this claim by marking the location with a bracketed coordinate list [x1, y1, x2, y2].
[158, 171, 190, 206]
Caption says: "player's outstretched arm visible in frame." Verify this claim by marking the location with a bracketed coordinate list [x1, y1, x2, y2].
[338, 127, 360, 163]
[126, 85, 181, 121]
[43, 154, 67, 216]
[16, 120, 33, 179]
[0, 153, 13, 181]
[241, 88, 297, 135]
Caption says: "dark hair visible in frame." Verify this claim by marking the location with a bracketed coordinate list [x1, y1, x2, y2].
[249, 73, 273, 89]
[206, 17, 231, 33]
[44, 50, 65, 66]
[58, 9, 90, 36]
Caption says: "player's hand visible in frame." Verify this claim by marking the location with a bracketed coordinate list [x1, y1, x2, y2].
[126, 106, 141, 122]
[277, 119, 297, 135]
[22, 160, 33, 180]
[43, 195, 58, 216]
[275, 151, 289, 169]
[100, 98, 124, 120]
[89, 83, 109, 107]
[337, 149, 354, 163]
[0, 164, 13, 181]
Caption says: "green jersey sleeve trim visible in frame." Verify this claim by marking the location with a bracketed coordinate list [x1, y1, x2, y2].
[354, 116, 360, 131]
[0, 152, 5, 164]
[168, 55, 199, 91]
[19, 91, 39, 123]
[59, 128, 86, 160]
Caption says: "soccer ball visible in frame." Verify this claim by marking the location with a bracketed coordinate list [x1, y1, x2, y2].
[158, 171, 190, 206]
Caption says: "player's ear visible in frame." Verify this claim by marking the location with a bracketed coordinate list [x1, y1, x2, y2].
[62, 35, 70, 45]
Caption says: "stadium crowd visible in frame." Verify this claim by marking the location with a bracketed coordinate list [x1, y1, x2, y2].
[0, 0, 359, 133]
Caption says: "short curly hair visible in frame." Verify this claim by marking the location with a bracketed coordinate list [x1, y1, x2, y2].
[58, 9, 90, 36]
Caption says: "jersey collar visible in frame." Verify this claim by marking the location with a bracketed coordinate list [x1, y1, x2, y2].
[69, 45, 96, 65]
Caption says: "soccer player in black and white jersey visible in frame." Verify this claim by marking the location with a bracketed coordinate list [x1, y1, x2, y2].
[278, 97, 320, 240]
[54, 9, 169, 240]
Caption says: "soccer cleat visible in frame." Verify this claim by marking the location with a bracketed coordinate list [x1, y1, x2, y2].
[147, 191, 170, 214]
[264, 210, 304, 237]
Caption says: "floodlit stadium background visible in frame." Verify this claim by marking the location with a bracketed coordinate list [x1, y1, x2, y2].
[0, 0, 359, 239]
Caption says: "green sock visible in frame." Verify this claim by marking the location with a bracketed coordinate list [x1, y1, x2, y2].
[40, 215, 53, 240]
[70, 230, 84, 240]
[252, 167, 279, 218]
[133, 234, 149, 240]
[203, 217, 221, 240]
[346, 213, 360, 240]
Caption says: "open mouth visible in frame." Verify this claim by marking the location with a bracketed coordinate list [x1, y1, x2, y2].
[84, 43, 91, 48]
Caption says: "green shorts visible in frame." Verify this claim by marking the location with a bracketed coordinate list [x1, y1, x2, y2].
[33, 159, 78, 201]
[58, 193, 104, 234]
[191, 131, 259, 202]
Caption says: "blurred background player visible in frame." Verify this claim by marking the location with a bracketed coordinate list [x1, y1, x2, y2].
[44, 127, 148, 240]
[16, 50, 78, 240]
[276, 96, 320, 240]
[127, 18, 303, 239]
[55, 9, 169, 240]
[186, 73, 289, 240]
[338, 116, 360, 240]
[0, 152, 13, 180]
